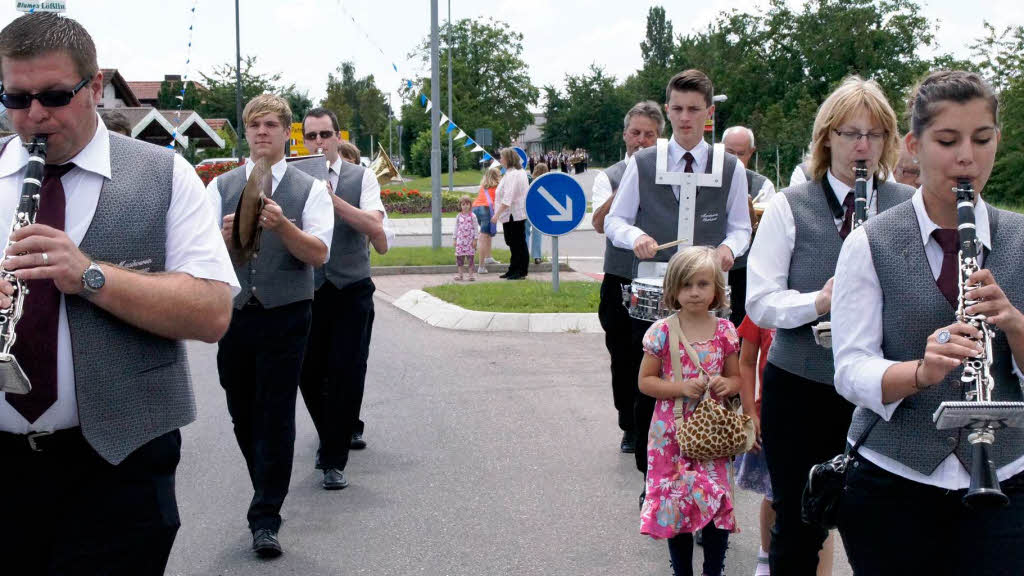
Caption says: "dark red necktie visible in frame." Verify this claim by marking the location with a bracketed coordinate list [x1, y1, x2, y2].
[839, 192, 855, 239]
[682, 152, 695, 174]
[8, 162, 74, 422]
[932, 229, 960, 307]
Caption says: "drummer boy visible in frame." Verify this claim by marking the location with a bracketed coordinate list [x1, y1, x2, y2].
[605, 69, 751, 480]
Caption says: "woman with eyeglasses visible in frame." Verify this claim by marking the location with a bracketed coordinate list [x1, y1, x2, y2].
[831, 70, 1024, 576]
[744, 76, 915, 573]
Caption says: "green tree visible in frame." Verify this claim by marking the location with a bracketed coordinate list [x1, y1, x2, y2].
[198, 55, 283, 131]
[970, 22, 1024, 92]
[156, 78, 204, 110]
[283, 87, 313, 125]
[321, 62, 391, 156]
[404, 17, 539, 174]
[640, 6, 674, 70]
[542, 65, 630, 164]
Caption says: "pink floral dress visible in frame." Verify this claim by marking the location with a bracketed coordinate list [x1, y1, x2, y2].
[640, 316, 741, 539]
[454, 212, 478, 257]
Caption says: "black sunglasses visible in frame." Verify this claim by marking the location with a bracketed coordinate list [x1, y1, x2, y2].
[0, 76, 92, 109]
[304, 130, 336, 141]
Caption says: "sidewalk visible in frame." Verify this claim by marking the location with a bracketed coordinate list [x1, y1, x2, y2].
[390, 212, 594, 236]
[373, 269, 604, 334]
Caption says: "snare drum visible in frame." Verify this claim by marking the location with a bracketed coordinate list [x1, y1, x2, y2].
[622, 277, 732, 321]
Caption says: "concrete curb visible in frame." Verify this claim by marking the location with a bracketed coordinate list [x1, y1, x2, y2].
[372, 262, 571, 276]
[392, 289, 601, 333]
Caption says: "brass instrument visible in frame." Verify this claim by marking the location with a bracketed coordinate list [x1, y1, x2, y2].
[0, 135, 47, 395]
[368, 143, 400, 186]
[853, 160, 869, 229]
[934, 178, 1024, 508]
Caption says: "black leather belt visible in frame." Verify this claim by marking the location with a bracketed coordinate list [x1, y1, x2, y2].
[0, 427, 83, 453]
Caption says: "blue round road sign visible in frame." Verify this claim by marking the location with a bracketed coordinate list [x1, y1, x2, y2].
[525, 172, 586, 237]
[513, 147, 528, 169]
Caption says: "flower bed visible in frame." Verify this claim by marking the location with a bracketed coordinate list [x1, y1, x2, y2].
[381, 188, 462, 215]
[195, 161, 240, 186]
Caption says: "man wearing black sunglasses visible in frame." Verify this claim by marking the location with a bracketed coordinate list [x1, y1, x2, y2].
[298, 108, 387, 493]
[0, 12, 238, 575]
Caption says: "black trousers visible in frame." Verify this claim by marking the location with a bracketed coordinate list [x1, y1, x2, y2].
[1, 428, 181, 575]
[217, 299, 312, 532]
[631, 316, 656, 474]
[598, 273, 636, 432]
[727, 265, 747, 328]
[502, 218, 529, 277]
[760, 362, 854, 575]
[300, 278, 376, 471]
[839, 455, 1024, 575]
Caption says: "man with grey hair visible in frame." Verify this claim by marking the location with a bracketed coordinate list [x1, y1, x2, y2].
[592, 100, 662, 454]
[0, 12, 237, 573]
[722, 125, 776, 325]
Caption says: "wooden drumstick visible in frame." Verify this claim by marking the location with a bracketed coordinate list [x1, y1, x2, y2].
[654, 239, 687, 252]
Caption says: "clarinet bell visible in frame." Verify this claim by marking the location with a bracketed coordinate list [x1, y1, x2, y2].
[964, 441, 1009, 509]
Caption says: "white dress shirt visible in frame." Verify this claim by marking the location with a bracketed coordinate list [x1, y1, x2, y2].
[495, 167, 529, 223]
[0, 117, 240, 433]
[745, 170, 876, 329]
[752, 178, 777, 204]
[591, 153, 630, 210]
[605, 138, 751, 259]
[788, 163, 808, 188]
[207, 156, 335, 258]
[833, 189, 1024, 489]
[330, 158, 386, 215]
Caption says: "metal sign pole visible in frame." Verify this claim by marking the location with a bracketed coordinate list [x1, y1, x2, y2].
[552, 236, 559, 293]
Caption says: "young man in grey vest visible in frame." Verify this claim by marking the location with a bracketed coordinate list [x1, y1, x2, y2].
[592, 100, 662, 454]
[209, 94, 334, 558]
[299, 109, 387, 491]
[722, 125, 776, 327]
[0, 13, 237, 574]
[606, 69, 752, 477]
[745, 76, 914, 574]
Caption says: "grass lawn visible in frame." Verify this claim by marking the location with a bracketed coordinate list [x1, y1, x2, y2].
[371, 246, 511, 267]
[424, 280, 600, 313]
[398, 170, 484, 190]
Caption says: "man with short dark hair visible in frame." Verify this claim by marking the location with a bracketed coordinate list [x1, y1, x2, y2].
[0, 12, 236, 574]
[299, 107, 387, 493]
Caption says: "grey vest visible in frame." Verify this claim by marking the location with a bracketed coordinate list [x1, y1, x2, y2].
[849, 202, 1024, 475]
[57, 134, 192, 465]
[732, 169, 769, 269]
[767, 179, 914, 383]
[601, 160, 635, 279]
[631, 144, 737, 276]
[316, 161, 371, 290]
[219, 164, 315, 309]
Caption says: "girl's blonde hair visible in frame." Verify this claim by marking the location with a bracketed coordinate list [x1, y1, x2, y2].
[661, 246, 726, 311]
[480, 165, 502, 189]
[459, 194, 473, 207]
[807, 75, 900, 182]
[532, 162, 549, 179]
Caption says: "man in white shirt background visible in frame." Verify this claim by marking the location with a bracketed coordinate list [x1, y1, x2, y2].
[208, 94, 334, 558]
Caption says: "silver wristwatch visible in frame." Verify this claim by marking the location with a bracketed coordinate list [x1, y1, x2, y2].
[81, 262, 106, 294]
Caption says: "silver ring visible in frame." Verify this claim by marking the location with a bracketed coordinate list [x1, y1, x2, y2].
[937, 330, 951, 344]
[41, 252, 48, 265]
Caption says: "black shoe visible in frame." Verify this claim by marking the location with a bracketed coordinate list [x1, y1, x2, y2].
[639, 489, 645, 511]
[498, 272, 510, 278]
[694, 529, 704, 547]
[620, 430, 636, 453]
[534, 258, 541, 265]
[314, 448, 322, 470]
[252, 528, 282, 558]
[350, 432, 367, 450]
[322, 468, 349, 490]
[506, 274, 526, 280]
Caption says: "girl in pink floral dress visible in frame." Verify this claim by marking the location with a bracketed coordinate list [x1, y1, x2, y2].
[453, 195, 479, 281]
[638, 247, 742, 576]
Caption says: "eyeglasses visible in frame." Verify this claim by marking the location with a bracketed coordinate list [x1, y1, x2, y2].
[0, 76, 91, 109]
[833, 129, 887, 144]
[304, 130, 337, 141]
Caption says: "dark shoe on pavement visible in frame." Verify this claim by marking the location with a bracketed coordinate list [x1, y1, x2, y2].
[314, 447, 322, 470]
[322, 468, 349, 490]
[534, 257, 542, 265]
[252, 528, 282, 558]
[639, 489, 645, 511]
[498, 272, 510, 278]
[620, 430, 636, 453]
[350, 432, 367, 450]
[695, 529, 704, 547]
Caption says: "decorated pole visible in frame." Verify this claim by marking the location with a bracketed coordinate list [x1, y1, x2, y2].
[430, 0, 442, 249]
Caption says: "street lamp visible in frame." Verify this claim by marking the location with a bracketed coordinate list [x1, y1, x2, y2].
[711, 94, 727, 146]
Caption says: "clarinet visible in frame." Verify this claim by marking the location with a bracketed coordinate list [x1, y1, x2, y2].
[0, 135, 47, 395]
[954, 178, 1008, 508]
[853, 160, 869, 229]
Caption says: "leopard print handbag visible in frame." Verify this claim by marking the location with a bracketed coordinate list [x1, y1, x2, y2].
[666, 315, 755, 462]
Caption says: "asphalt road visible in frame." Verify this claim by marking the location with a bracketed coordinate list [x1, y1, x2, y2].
[165, 292, 850, 575]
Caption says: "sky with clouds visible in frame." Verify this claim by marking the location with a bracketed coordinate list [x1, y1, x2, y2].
[3, 0, 1022, 116]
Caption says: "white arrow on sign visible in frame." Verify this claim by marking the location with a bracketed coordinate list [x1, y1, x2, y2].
[538, 186, 573, 222]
